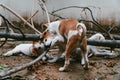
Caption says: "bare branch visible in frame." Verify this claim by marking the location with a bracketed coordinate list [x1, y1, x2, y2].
[0, 48, 49, 77]
[0, 32, 120, 48]
[87, 40, 120, 48]
[0, 16, 2, 26]
[38, 0, 50, 24]
[27, 10, 39, 22]
[0, 32, 40, 41]
[0, 3, 41, 34]
[52, 6, 113, 39]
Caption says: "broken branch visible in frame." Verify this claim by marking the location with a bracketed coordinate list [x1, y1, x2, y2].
[52, 6, 113, 39]
[87, 40, 120, 48]
[38, 0, 50, 24]
[0, 3, 41, 34]
[0, 48, 49, 77]
[0, 32, 40, 41]
[27, 10, 39, 23]
[0, 33, 120, 48]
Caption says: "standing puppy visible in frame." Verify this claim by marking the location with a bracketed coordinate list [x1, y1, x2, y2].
[41, 19, 89, 71]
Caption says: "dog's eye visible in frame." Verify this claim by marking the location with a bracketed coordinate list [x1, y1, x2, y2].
[45, 39, 47, 42]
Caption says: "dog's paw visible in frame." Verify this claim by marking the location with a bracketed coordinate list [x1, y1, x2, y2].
[3, 52, 12, 56]
[83, 66, 89, 70]
[42, 56, 47, 61]
[59, 67, 65, 71]
[48, 58, 57, 63]
[82, 64, 89, 70]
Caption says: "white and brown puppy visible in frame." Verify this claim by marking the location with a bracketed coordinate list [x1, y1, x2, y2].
[41, 19, 89, 71]
[3, 41, 44, 57]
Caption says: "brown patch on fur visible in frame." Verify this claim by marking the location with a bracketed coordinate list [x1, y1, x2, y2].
[41, 19, 88, 71]
[31, 41, 43, 57]
[59, 19, 78, 38]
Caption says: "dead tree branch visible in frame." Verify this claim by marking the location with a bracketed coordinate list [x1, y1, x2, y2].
[0, 33, 40, 41]
[0, 48, 49, 77]
[27, 10, 39, 23]
[0, 14, 25, 47]
[0, 32, 120, 48]
[0, 3, 41, 34]
[52, 6, 113, 39]
[87, 40, 120, 48]
[38, 0, 50, 24]
[23, 10, 39, 32]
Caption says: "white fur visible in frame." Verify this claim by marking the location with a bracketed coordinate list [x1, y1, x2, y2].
[87, 33, 113, 57]
[68, 30, 78, 42]
[3, 44, 33, 56]
[44, 21, 64, 47]
[76, 23, 86, 33]
[49, 21, 64, 42]
[3, 43, 44, 56]
[67, 23, 86, 40]
[89, 33, 105, 40]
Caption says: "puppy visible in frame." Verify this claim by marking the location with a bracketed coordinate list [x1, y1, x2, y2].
[87, 33, 114, 57]
[3, 41, 44, 57]
[74, 33, 114, 57]
[40, 19, 89, 71]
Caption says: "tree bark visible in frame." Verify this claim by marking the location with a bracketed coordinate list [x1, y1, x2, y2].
[87, 40, 120, 48]
[0, 32, 40, 41]
[0, 33, 120, 48]
[0, 3, 41, 34]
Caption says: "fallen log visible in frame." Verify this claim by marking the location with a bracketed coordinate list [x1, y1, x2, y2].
[0, 32, 40, 41]
[0, 3, 41, 34]
[0, 48, 49, 77]
[87, 40, 120, 48]
[0, 32, 120, 48]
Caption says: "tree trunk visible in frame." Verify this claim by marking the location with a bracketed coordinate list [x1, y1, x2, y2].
[0, 32, 40, 41]
[0, 32, 120, 48]
[87, 40, 120, 48]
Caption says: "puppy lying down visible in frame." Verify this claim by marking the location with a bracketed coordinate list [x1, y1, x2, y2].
[87, 33, 114, 57]
[52, 33, 114, 59]
[3, 41, 44, 57]
[3, 33, 114, 59]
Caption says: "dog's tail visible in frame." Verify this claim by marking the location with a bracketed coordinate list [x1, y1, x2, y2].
[76, 23, 87, 37]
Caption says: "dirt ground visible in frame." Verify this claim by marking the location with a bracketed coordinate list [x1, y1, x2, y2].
[0, 41, 120, 80]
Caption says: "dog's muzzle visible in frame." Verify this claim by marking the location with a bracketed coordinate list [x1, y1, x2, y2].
[44, 42, 52, 49]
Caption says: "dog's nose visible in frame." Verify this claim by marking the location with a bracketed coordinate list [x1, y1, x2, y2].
[44, 42, 52, 49]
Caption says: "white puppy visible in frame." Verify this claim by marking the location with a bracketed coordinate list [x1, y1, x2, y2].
[87, 33, 114, 57]
[3, 41, 44, 57]
[74, 33, 114, 57]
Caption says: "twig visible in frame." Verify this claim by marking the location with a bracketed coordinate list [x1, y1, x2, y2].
[23, 10, 39, 33]
[0, 33, 40, 41]
[0, 14, 24, 36]
[0, 14, 26, 47]
[0, 48, 49, 77]
[0, 3, 41, 34]
[51, 6, 113, 39]
[38, 0, 50, 24]
[27, 10, 39, 23]
[0, 16, 2, 26]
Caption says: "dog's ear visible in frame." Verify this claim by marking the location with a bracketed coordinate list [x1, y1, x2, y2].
[39, 29, 48, 40]
[33, 41, 39, 45]
[40, 33, 43, 39]
[42, 23, 48, 28]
